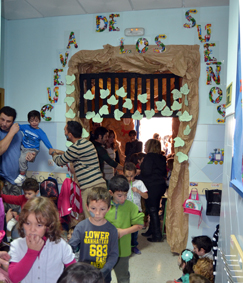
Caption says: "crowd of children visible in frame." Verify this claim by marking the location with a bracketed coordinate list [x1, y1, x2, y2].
[0, 106, 218, 283]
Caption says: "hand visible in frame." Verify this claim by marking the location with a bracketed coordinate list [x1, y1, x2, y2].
[26, 152, 36, 162]
[26, 234, 44, 251]
[6, 209, 14, 223]
[0, 251, 10, 266]
[131, 187, 139, 193]
[9, 123, 19, 135]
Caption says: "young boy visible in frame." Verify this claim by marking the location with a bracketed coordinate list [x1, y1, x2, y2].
[105, 175, 144, 283]
[192, 235, 213, 260]
[68, 187, 118, 283]
[123, 162, 148, 255]
[0, 178, 39, 211]
[14, 110, 53, 186]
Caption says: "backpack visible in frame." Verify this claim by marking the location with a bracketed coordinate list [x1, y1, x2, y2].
[40, 177, 59, 206]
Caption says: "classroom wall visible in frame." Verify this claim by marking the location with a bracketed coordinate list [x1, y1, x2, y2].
[2, 6, 229, 240]
[215, 1, 243, 282]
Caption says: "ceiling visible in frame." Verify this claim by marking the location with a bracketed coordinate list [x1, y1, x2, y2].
[2, 0, 229, 21]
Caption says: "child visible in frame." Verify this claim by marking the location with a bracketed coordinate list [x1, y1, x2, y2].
[105, 175, 144, 283]
[8, 196, 75, 283]
[57, 262, 104, 283]
[123, 162, 148, 254]
[68, 187, 118, 283]
[189, 274, 211, 283]
[1, 178, 39, 213]
[192, 236, 213, 260]
[14, 110, 53, 186]
[66, 226, 79, 262]
[193, 258, 214, 283]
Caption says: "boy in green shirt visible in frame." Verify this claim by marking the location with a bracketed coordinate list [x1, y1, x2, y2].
[105, 175, 144, 283]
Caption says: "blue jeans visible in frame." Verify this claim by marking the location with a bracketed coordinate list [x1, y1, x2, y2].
[131, 231, 138, 247]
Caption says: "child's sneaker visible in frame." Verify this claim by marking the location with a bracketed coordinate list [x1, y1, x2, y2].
[132, 247, 141, 255]
[14, 174, 26, 186]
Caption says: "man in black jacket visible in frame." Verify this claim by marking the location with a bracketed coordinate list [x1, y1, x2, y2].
[125, 130, 143, 162]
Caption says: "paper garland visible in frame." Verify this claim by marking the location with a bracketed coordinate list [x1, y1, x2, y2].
[184, 125, 191, 135]
[66, 85, 75, 95]
[145, 109, 155, 119]
[156, 100, 166, 111]
[138, 93, 148, 103]
[100, 89, 110, 99]
[84, 90, 94, 100]
[132, 110, 143, 120]
[66, 74, 75, 85]
[174, 137, 185, 148]
[116, 87, 127, 98]
[82, 128, 89, 138]
[107, 95, 118, 105]
[99, 105, 109, 116]
[64, 96, 75, 107]
[93, 113, 103, 123]
[123, 98, 133, 110]
[179, 111, 193, 122]
[161, 106, 173, 116]
[176, 152, 189, 163]
[171, 101, 182, 111]
[114, 109, 124, 121]
[65, 109, 76, 119]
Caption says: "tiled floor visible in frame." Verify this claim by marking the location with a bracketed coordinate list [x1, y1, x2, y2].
[111, 231, 182, 283]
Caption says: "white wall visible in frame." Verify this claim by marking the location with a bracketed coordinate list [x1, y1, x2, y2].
[2, 6, 229, 241]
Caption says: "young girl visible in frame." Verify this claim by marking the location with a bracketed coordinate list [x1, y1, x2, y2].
[167, 249, 198, 283]
[8, 196, 76, 283]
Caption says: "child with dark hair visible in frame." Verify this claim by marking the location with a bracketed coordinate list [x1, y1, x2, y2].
[69, 187, 118, 283]
[14, 110, 53, 186]
[189, 274, 211, 283]
[167, 249, 199, 283]
[57, 262, 104, 283]
[8, 196, 75, 283]
[192, 236, 213, 260]
[105, 175, 144, 283]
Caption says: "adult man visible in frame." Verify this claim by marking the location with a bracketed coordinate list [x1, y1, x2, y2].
[50, 121, 106, 218]
[0, 106, 34, 211]
[125, 130, 143, 162]
[92, 127, 123, 174]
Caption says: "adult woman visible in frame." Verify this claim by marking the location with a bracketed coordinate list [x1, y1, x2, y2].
[139, 139, 167, 242]
[103, 130, 120, 184]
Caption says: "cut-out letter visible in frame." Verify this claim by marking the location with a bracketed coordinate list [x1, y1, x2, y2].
[47, 87, 59, 103]
[119, 38, 131, 54]
[96, 16, 108, 32]
[67, 32, 78, 49]
[206, 65, 221, 85]
[136, 38, 149, 53]
[109, 14, 120, 31]
[204, 43, 217, 62]
[197, 24, 211, 43]
[183, 9, 197, 28]
[59, 51, 69, 67]
[154, 35, 166, 53]
[54, 69, 64, 86]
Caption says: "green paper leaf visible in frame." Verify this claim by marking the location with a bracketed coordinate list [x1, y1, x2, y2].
[82, 128, 89, 138]
[174, 137, 185, 147]
[100, 89, 110, 99]
[184, 125, 191, 135]
[179, 111, 193, 122]
[176, 152, 188, 163]
[176, 111, 182, 117]
[99, 105, 109, 116]
[92, 113, 103, 123]
[114, 109, 124, 121]
[138, 93, 148, 103]
[172, 89, 182, 100]
[156, 100, 166, 111]
[132, 110, 143, 120]
[66, 85, 75, 95]
[116, 87, 127, 98]
[66, 141, 73, 147]
[107, 95, 118, 105]
[145, 109, 155, 119]
[123, 98, 133, 110]
[171, 101, 182, 111]
[65, 109, 76, 119]
[64, 96, 75, 107]
[184, 97, 189, 106]
[180, 83, 190, 95]
[66, 74, 75, 85]
[84, 90, 94, 100]
[85, 111, 95, 120]
[161, 106, 173, 116]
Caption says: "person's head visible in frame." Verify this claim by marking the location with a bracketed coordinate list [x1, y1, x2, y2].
[94, 127, 108, 144]
[86, 187, 111, 224]
[192, 236, 213, 256]
[57, 262, 104, 283]
[27, 110, 41, 129]
[189, 274, 211, 283]
[129, 130, 137, 142]
[153, 133, 161, 141]
[137, 152, 146, 165]
[167, 158, 174, 171]
[130, 153, 139, 166]
[91, 122, 101, 131]
[18, 196, 61, 242]
[67, 226, 75, 242]
[178, 249, 199, 275]
[109, 175, 129, 205]
[0, 106, 17, 131]
[123, 162, 137, 183]
[65, 121, 82, 141]
[193, 258, 214, 283]
[105, 129, 117, 149]
[145, 139, 161, 154]
[22, 178, 39, 200]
